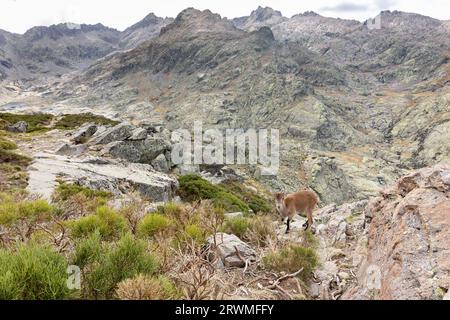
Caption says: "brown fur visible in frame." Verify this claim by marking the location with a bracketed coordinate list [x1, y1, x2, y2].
[275, 190, 319, 233]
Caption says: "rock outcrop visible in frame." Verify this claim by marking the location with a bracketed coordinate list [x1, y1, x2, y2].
[7, 121, 28, 133]
[343, 165, 450, 300]
[27, 152, 178, 202]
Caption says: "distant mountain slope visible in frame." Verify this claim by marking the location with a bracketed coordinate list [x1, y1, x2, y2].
[0, 13, 172, 81]
[119, 13, 174, 49]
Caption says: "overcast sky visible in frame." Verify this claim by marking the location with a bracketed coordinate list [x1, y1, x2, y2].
[1, 0, 449, 34]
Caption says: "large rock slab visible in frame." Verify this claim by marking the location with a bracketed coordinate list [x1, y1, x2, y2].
[91, 123, 135, 145]
[26, 153, 178, 202]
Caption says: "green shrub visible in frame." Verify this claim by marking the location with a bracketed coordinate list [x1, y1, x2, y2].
[246, 215, 277, 247]
[53, 183, 112, 202]
[0, 112, 53, 132]
[72, 231, 103, 269]
[53, 113, 119, 130]
[262, 245, 319, 280]
[219, 179, 272, 213]
[67, 206, 127, 240]
[222, 217, 250, 238]
[0, 198, 54, 226]
[0, 138, 17, 150]
[0, 243, 70, 300]
[80, 234, 158, 299]
[181, 224, 207, 245]
[137, 213, 173, 238]
[178, 175, 249, 213]
[156, 201, 183, 215]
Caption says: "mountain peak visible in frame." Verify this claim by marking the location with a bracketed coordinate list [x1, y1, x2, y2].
[251, 6, 283, 21]
[160, 8, 239, 37]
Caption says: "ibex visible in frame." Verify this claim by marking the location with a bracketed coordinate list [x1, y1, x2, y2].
[275, 190, 318, 233]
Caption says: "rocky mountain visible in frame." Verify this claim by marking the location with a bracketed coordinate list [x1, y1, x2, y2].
[29, 8, 446, 206]
[119, 13, 174, 49]
[0, 23, 121, 80]
[0, 7, 449, 206]
[0, 7, 449, 301]
[233, 6, 287, 31]
[0, 13, 172, 81]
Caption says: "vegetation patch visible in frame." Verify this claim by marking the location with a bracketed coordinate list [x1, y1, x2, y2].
[137, 213, 174, 239]
[53, 113, 119, 130]
[222, 215, 276, 246]
[116, 274, 179, 300]
[178, 174, 250, 213]
[222, 217, 250, 238]
[0, 112, 54, 132]
[219, 179, 272, 213]
[0, 193, 55, 227]
[53, 182, 112, 202]
[72, 233, 158, 299]
[0, 243, 70, 300]
[263, 244, 319, 281]
[67, 206, 128, 240]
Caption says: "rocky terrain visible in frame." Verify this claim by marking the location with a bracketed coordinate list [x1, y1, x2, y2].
[0, 6, 449, 301]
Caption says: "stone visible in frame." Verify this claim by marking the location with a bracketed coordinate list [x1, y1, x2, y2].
[309, 282, 320, 298]
[151, 154, 170, 173]
[7, 121, 28, 133]
[72, 123, 97, 144]
[91, 123, 135, 145]
[26, 152, 178, 202]
[206, 233, 256, 268]
[128, 127, 148, 141]
[55, 143, 87, 156]
[254, 166, 278, 179]
[103, 137, 170, 164]
[224, 212, 244, 219]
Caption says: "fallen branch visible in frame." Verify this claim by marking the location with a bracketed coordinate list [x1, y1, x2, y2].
[234, 245, 251, 274]
[267, 268, 304, 289]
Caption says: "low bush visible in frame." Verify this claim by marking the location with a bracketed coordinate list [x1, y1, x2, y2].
[116, 274, 179, 300]
[222, 217, 250, 238]
[53, 183, 112, 202]
[67, 206, 127, 240]
[76, 234, 158, 299]
[0, 243, 70, 300]
[0, 138, 17, 150]
[262, 245, 319, 281]
[246, 215, 277, 247]
[219, 179, 272, 213]
[53, 113, 118, 130]
[137, 213, 173, 239]
[72, 231, 103, 269]
[0, 196, 54, 227]
[178, 175, 249, 213]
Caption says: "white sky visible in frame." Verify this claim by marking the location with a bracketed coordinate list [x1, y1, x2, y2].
[1, 0, 449, 34]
